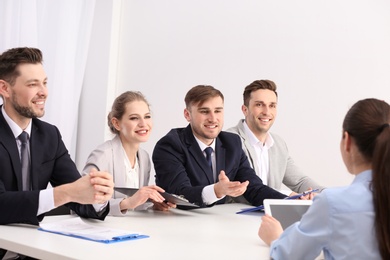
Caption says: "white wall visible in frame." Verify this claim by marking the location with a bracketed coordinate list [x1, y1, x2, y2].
[78, 0, 390, 188]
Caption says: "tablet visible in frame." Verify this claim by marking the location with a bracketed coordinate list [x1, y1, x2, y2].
[114, 187, 199, 208]
[263, 199, 312, 229]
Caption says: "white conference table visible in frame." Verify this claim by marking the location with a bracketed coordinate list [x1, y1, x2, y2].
[0, 203, 270, 260]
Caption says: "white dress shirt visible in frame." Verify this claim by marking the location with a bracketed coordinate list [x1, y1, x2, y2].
[122, 146, 140, 188]
[243, 121, 274, 185]
[192, 135, 225, 205]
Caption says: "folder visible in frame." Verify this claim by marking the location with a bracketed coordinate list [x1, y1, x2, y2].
[38, 217, 149, 244]
[114, 187, 200, 208]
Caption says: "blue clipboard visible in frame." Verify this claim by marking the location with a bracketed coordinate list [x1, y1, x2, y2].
[236, 205, 264, 214]
[38, 217, 149, 244]
[38, 228, 149, 244]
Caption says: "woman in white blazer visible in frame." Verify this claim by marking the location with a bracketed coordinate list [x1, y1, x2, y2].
[83, 91, 175, 216]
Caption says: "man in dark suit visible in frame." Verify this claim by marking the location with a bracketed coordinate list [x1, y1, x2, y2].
[152, 85, 287, 208]
[0, 47, 114, 227]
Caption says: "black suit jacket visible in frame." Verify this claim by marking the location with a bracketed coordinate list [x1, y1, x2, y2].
[152, 125, 286, 207]
[0, 107, 108, 225]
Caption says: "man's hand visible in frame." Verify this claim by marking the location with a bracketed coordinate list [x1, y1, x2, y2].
[54, 168, 114, 206]
[214, 170, 249, 198]
[89, 169, 114, 203]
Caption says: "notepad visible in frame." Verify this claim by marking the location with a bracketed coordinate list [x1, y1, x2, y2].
[38, 217, 149, 244]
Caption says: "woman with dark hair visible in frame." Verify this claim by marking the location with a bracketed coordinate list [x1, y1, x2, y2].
[258, 98, 390, 259]
[83, 91, 175, 216]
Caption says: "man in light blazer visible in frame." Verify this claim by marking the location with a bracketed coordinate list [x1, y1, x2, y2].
[0, 47, 114, 227]
[152, 85, 287, 208]
[227, 80, 324, 195]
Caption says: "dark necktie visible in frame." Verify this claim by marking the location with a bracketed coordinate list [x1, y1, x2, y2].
[204, 147, 213, 173]
[19, 131, 30, 191]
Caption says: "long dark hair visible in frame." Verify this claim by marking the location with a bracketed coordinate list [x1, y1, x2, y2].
[342, 98, 390, 259]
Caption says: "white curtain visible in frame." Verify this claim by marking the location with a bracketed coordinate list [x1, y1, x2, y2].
[0, 0, 96, 159]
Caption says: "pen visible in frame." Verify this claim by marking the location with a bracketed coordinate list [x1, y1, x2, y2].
[285, 189, 320, 200]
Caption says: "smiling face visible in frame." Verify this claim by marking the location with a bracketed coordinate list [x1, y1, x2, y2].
[0, 63, 48, 128]
[242, 89, 277, 142]
[112, 100, 152, 145]
[184, 96, 224, 146]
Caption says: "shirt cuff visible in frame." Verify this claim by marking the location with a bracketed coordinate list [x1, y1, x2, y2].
[202, 184, 225, 205]
[38, 188, 55, 216]
[93, 201, 109, 213]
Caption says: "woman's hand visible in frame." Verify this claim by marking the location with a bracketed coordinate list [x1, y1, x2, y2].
[152, 201, 176, 211]
[258, 214, 283, 246]
[120, 185, 165, 210]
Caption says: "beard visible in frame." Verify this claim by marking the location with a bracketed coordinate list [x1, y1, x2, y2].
[12, 95, 44, 118]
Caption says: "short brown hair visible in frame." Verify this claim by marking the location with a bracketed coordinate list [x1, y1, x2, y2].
[0, 47, 43, 86]
[243, 80, 278, 106]
[184, 85, 224, 109]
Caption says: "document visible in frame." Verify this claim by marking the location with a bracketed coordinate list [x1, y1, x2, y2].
[38, 217, 149, 243]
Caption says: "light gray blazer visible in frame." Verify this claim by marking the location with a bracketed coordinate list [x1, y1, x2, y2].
[226, 120, 324, 193]
[83, 135, 152, 216]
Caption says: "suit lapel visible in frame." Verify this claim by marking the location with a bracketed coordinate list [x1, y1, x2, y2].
[184, 125, 214, 184]
[0, 109, 24, 190]
[267, 141, 277, 188]
[30, 120, 41, 190]
[137, 149, 149, 187]
[215, 137, 225, 182]
[111, 135, 127, 187]
[237, 120, 260, 173]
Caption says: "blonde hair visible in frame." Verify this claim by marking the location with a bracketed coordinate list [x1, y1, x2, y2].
[107, 91, 150, 135]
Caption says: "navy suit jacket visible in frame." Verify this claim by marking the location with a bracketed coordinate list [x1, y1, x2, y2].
[0, 107, 108, 225]
[152, 125, 286, 207]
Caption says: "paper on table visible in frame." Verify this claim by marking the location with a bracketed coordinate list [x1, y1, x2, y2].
[38, 217, 149, 243]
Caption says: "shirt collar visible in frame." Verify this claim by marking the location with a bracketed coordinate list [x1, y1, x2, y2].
[1, 106, 32, 138]
[193, 134, 216, 152]
[243, 120, 274, 149]
[353, 169, 372, 183]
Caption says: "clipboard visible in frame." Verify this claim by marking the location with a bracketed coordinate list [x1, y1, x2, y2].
[236, 205, 264, 214]
[38, 217, 149, 244]
[114, 187, 200, 208]
[284, 189, 319, 200]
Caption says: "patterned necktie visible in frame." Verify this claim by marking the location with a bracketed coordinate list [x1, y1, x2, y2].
[19, 131, 30, 190]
